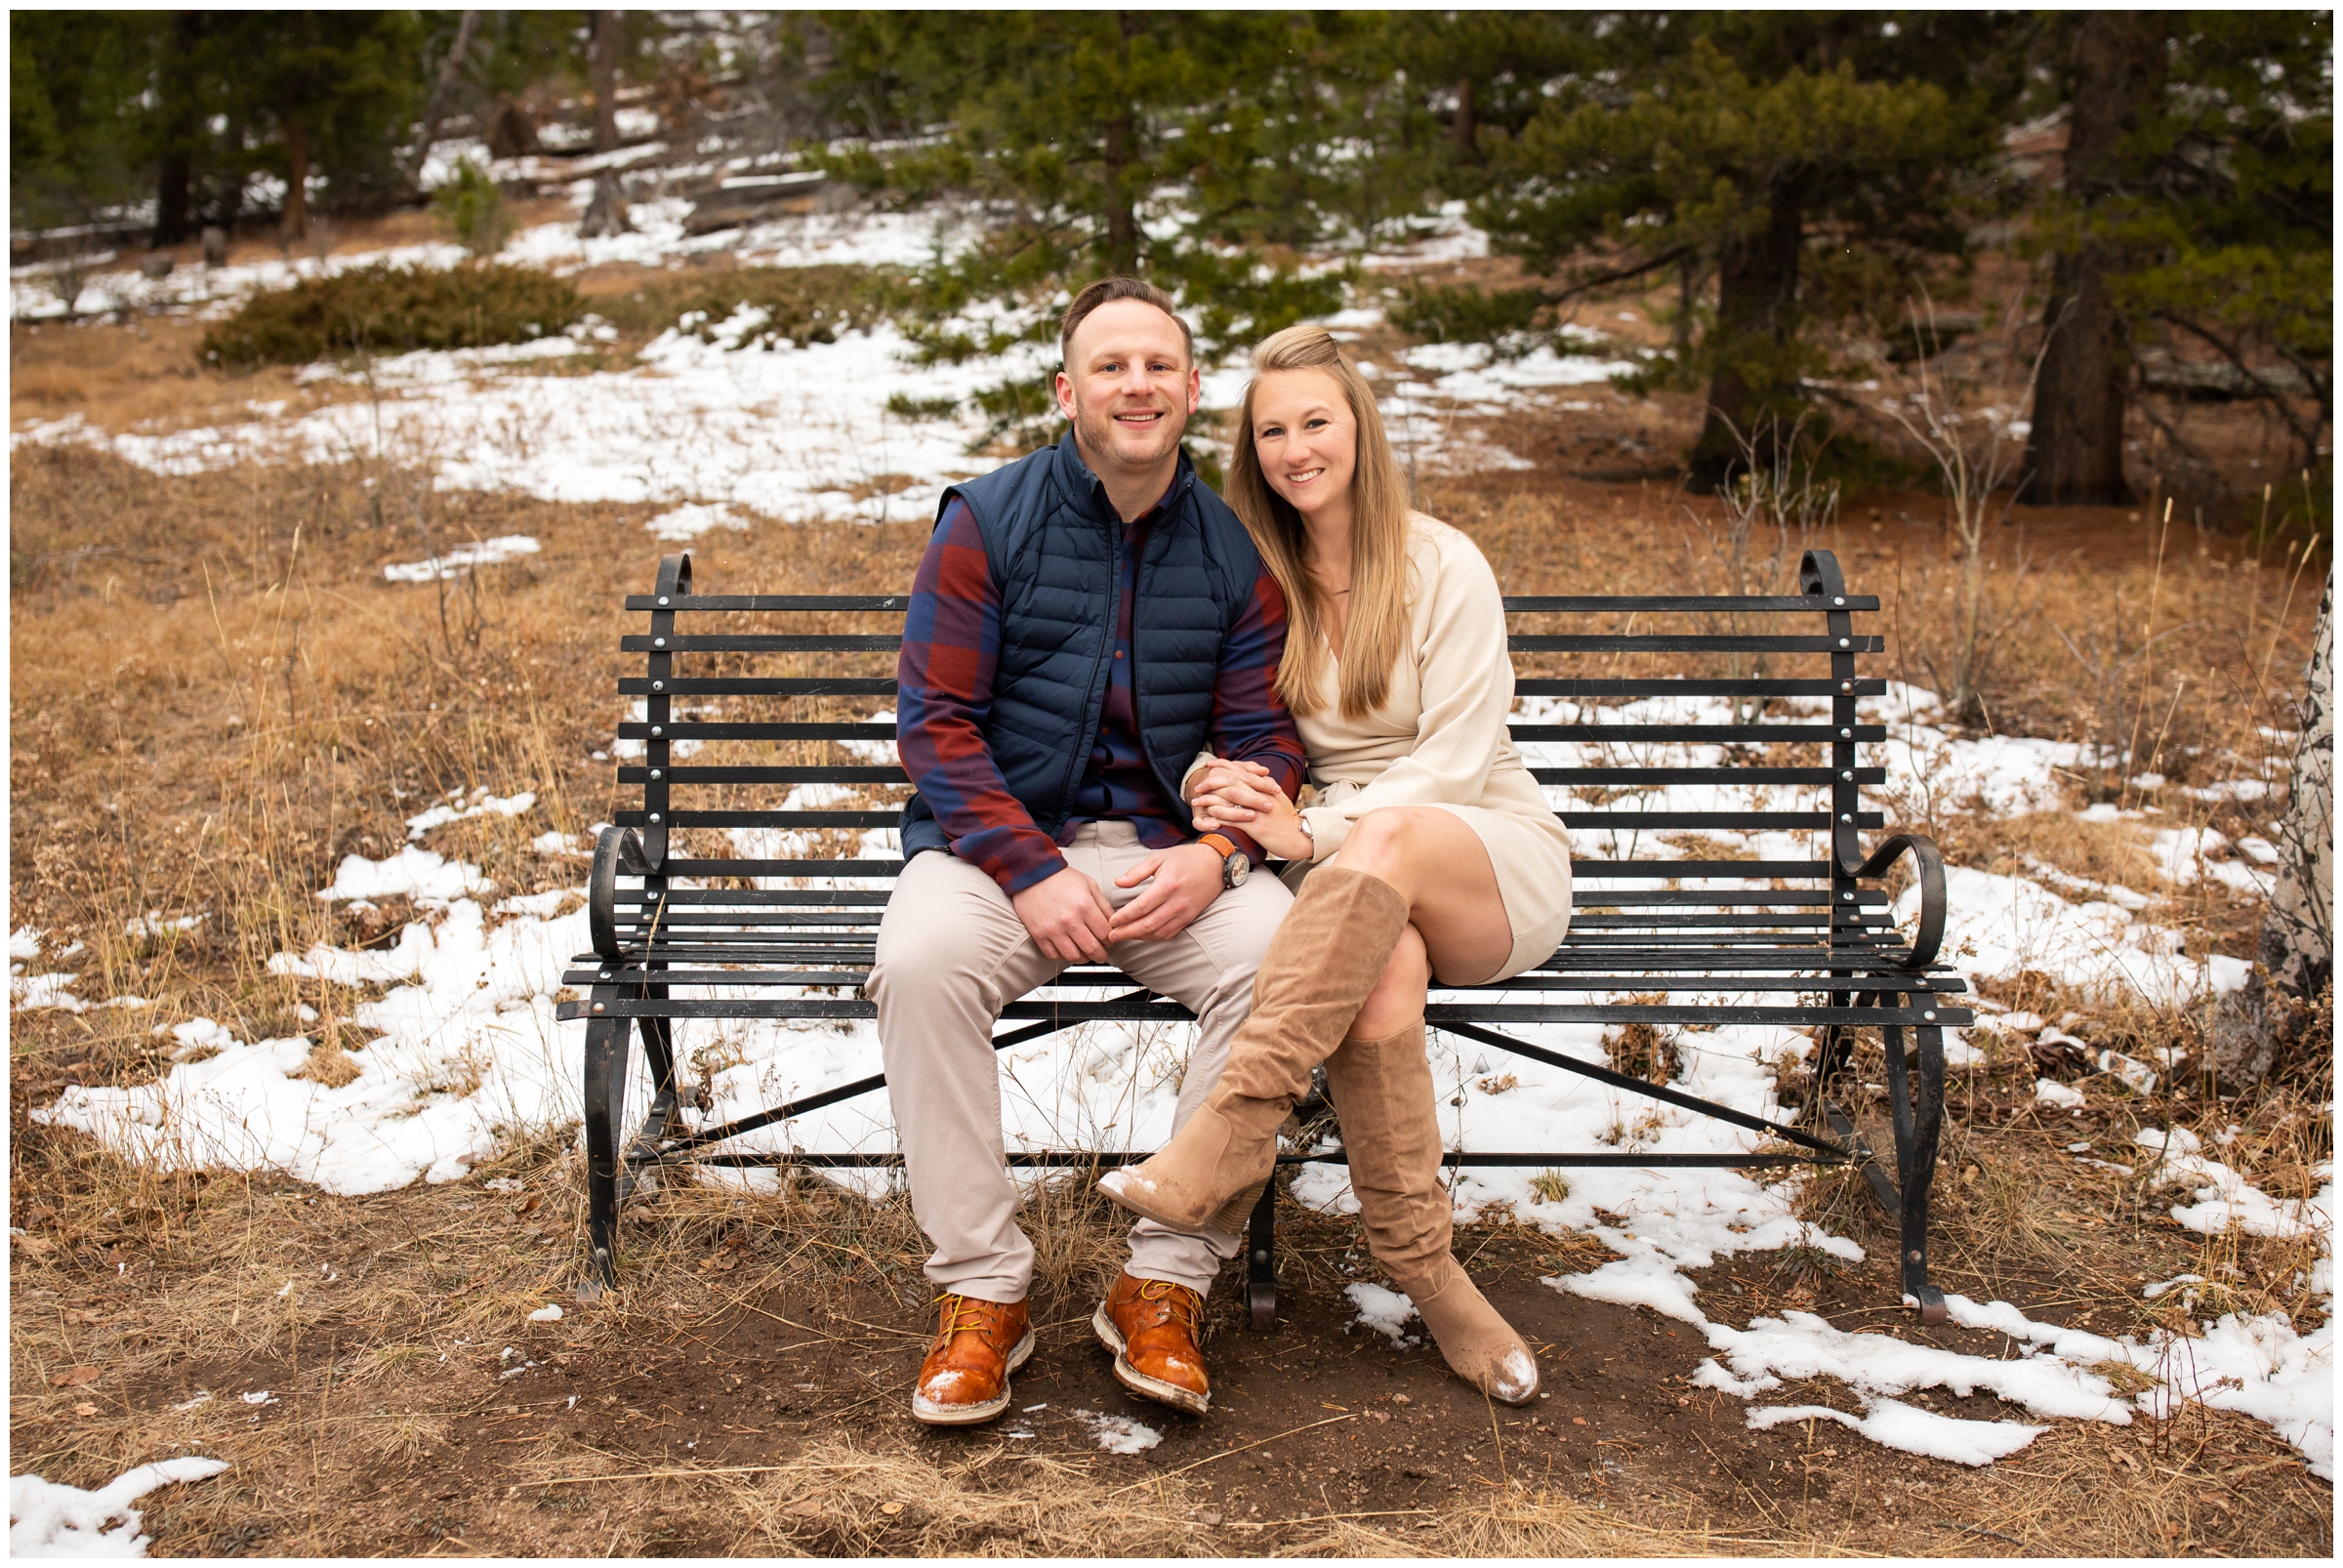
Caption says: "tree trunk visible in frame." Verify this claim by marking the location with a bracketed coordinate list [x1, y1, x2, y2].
[280, 116, 309, 242]
[2204, 564, 2334, 1086]
[592, 11, 621, 153]
[1103, 107, 1139, 274]
[1687, 183, 1804, 492]
[407, 9, 481, 186]
[579, 169, 635, 238]
[2020, 13, 2164, 508]
[1452, 76, 1477, 151]
[154, 152, 193, 248]
[151, 12, 204, 246]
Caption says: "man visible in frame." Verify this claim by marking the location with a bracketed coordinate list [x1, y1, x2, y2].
[869, 277, 1305, 1425]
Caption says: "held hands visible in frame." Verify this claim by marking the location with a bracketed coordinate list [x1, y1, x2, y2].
[1188, 759, 1312, 862]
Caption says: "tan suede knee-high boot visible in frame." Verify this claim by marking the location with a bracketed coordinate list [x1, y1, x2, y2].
[1100, 868, 1412, 1233]
[1325, 1021, 1540, 1406]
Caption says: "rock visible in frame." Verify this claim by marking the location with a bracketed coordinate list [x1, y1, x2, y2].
[140, 253, 175, 280]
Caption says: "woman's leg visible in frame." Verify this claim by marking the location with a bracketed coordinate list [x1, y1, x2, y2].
[1318, 815, 1538, 1402]
[1098, 807, 1513, 1232]
[1323, 1018, 1539, 1403]
[1337, 805, 1513, 1017]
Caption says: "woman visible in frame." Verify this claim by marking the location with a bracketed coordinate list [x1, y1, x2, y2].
[1100, 325, 1573, 1406]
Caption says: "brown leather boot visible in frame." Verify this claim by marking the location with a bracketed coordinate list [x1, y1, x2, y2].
[1326, 1020, 1540, 1406]
[1100, 868, 1412, 1231]
[910, 1293, 1034, 1425]
[1092, 1270, 1211, 1415]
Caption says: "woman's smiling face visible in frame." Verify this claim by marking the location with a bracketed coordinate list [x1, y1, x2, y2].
[1250, 367, 1358, 520]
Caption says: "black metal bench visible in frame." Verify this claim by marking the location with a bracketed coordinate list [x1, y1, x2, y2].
[557, 547, 1970, 1323]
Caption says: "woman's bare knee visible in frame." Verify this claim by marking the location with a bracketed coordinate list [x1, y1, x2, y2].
[1350, 924, 1429, 1040]
[1341, 808, 1430, 886]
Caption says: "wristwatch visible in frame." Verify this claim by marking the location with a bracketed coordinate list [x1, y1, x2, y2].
[1196, 832, 1252, 888]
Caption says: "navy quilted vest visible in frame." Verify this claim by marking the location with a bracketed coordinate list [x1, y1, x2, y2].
[899, 433, 1268, 862]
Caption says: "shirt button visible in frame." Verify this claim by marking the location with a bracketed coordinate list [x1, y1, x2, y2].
[1115, 650, 1125, 659]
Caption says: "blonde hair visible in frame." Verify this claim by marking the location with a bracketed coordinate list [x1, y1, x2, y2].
[1226, 325, 1415, 719]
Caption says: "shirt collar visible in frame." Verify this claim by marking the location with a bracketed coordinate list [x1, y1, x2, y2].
[1061, 431, 1193, 528]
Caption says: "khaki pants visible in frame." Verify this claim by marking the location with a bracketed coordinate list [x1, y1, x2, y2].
[869, 821, 1295, 1302]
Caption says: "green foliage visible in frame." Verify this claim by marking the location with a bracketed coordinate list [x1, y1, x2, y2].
[807, 12, 1415, 445]
[1388, 280, 1551, 357]
[198, 264, 583, 369]
[432, 161, 514, 257]
[10, 12, 162, 226]
[2040, 12, 2333, 467]
[206, 10, 432, 217]
[595, 264, 890, 347]
[1465, 15, 2021, 479]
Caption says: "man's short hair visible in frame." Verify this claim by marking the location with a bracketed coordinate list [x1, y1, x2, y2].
[1058, 276, 1194, 370]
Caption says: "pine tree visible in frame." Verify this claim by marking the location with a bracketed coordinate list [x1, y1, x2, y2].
[807, 12, 1411, 444]
[2024, 11, 2333, 502]
[1466, 14, 2021, 487]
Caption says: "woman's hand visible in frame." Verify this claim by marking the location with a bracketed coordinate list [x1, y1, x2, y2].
[1189, 759, 1313, 862]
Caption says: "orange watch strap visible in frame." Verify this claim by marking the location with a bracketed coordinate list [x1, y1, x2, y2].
[1196, 832, 1238, 859]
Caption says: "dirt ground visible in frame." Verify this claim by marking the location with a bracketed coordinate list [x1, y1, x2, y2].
[9, 1152, 2330, 1558]
[9, 216, 2332, 1557]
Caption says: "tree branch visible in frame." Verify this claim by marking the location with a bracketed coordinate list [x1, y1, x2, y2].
[2154, 310, 2322, 459]
[1541, 244, 1696, 305]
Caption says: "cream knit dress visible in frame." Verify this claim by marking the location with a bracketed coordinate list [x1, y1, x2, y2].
[1193, 514, 1574, 982]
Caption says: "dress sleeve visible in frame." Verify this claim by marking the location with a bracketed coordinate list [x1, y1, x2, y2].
[1297, 527, 1512, 861]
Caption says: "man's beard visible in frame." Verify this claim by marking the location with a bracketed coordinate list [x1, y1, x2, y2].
[1074, 395, 1185, 471]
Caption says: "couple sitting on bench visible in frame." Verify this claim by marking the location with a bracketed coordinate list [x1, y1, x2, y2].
[869, 277, 1576, 1425]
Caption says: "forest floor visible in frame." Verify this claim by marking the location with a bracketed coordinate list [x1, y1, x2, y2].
[9, 204, 2332, 1557]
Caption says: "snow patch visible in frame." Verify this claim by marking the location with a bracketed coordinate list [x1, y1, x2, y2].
[1344, 1282, 1422, 1344]
[1074, 1410, 1164, 1456]
[9, 1458, 231, 1558]
[1747, 1400, 2042, 1466]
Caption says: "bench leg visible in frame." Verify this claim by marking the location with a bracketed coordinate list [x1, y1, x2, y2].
[1246, 1179, 1278, 1329]
[1882, 1005, 1948, 1325]
[582, 1011, 630, 1290]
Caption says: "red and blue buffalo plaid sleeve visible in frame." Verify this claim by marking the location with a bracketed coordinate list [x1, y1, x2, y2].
[896, 498, 1070, 893]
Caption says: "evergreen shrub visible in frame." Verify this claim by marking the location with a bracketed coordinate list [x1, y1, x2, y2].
[596, 264, 890, 349]
[198, 263, 584, 367]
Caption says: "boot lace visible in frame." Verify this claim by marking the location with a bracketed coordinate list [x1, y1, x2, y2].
[1134, 1278, 1203, 1339]
[933, 1292, 1005, 1345]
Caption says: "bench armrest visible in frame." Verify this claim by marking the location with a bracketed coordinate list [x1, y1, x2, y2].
[1840, 832, 1948, 971]
[589, 825, 649, 960]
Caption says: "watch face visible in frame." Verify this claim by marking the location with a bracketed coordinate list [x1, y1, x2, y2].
[1224, 852, 1251, 887]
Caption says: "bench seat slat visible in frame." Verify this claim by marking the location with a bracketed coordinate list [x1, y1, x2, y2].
[613, 805, 1874, 829]
[562, 964, 1962, 995]
[609, 887, 1892, 910]
[558, 997, 1968, 1026]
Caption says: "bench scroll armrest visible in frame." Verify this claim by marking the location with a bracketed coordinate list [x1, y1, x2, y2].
[1839, 832, 1949, 971]
[589, 825, 649, 961]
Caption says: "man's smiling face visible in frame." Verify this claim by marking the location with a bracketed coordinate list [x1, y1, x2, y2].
[1054, 299, 1201, 476]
